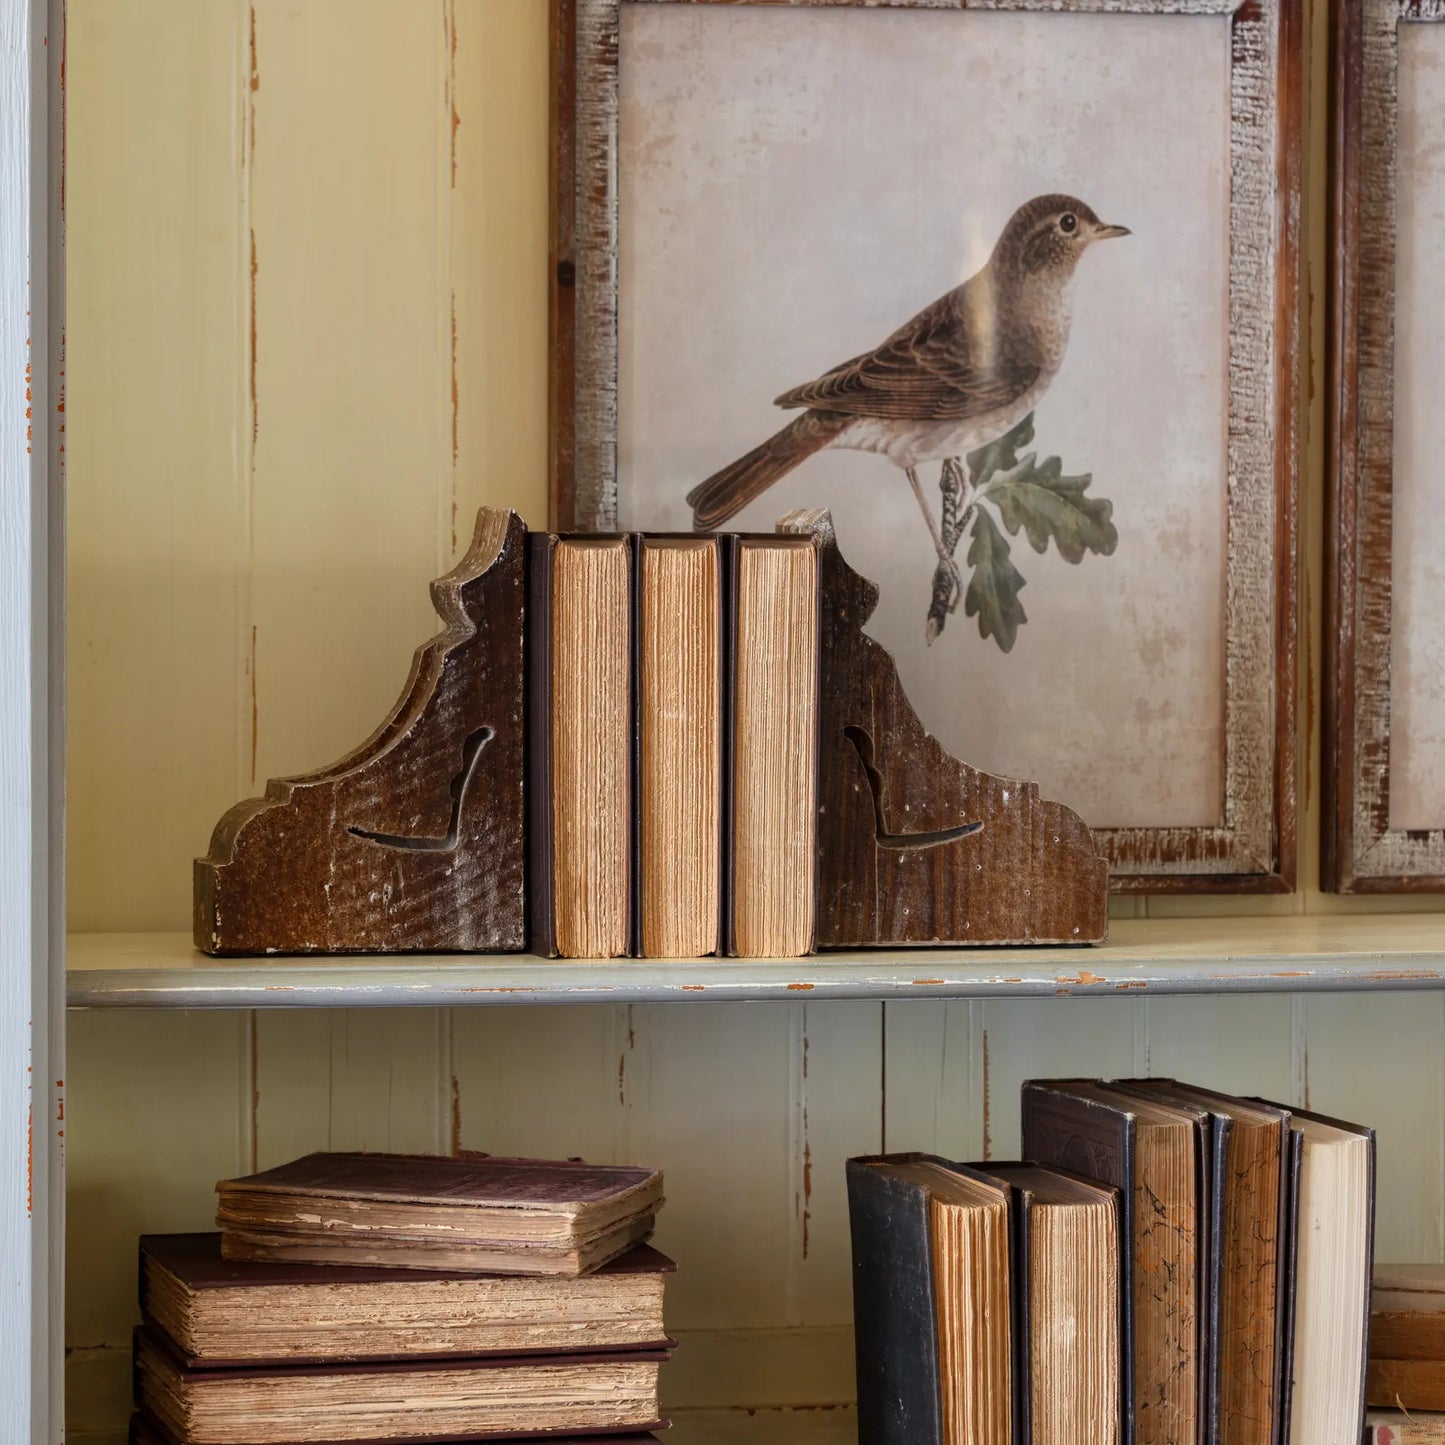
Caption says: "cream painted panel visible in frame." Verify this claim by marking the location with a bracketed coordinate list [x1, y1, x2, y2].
[1142, 995, 1298, 1099]
[253, 1010, 449, 1165]
[66, 1009, 247, 1426]
[451, 0, 550, 530]
[1302, 993, 1445, 1262]
[883, 1001, 984, 1160]
[66, 0, 245, 930]
[247, 0, 451, 788]
[978, 999, 1147, 1161]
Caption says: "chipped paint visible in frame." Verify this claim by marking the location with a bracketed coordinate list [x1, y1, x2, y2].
[1057, 970, 1107, 987]
[787, 982, 814, 991]
[912, 978, 944, 986]
[450, 1074, 461, 1155]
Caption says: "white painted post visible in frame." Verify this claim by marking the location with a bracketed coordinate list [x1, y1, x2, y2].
[0, 0, 63, 1442]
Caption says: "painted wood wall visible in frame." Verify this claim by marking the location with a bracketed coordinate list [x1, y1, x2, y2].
[63, 3, 1445, 1443]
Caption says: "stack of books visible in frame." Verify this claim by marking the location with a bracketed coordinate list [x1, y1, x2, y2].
[129, 1151, 673, 1444]
[1368, 1263, 1445, 1434]
[529, 531, 818, 961]
[849, 1077, 1377, 1445]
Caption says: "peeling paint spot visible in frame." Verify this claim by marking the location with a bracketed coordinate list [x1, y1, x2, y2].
[617, 1052, 626, 1105]
[787, 982, 814, 991]
[1057, 970, 1107, 987]
[1115, 980, 1148, 990]
[450, 1075, 461, 1155]
[681, 984, 705, 991]
[912, 978, 944, 986]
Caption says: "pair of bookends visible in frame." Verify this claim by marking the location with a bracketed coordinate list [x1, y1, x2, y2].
[195, 507, 1106, 955]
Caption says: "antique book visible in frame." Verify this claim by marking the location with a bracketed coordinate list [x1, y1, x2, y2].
[528, 534, 634, 959]
[636, 536, 723, 959]
[133, 1327, 668, 1444]
[987, 1163, 1120, 1445]
[1120, 1081, 1289, 1445]
[1373, 1264, 1445, 1359]
[1370, 1360, 1445, 1412]
[1020, 1079, 1203, 1445]
[727, 534, 818, 958]
[1365, 1409, 1445, 1442]
[846, 1153, 1013, 1445]
[1258, 1104, 1375, 1445]
[131, 1422, 662, 1445]
[141, 1234, 674, 1364]
[216, 1154, 663, 1276]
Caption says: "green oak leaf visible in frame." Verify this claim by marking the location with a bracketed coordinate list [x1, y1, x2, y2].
[990, 458, 1119, 564]
[966, 412, 1036, 488]
[964, 507, 1027, 654]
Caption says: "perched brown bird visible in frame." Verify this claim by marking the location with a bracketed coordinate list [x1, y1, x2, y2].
[686, 194, 1129, 586]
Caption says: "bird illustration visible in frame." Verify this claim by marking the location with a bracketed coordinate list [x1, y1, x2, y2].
[686, 194, 1129, 597]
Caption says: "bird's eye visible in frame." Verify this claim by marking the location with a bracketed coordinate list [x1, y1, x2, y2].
[1059, 213, 1078, 234]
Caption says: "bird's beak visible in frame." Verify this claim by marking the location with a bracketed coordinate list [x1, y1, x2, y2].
[1094, 222, 1131, 240]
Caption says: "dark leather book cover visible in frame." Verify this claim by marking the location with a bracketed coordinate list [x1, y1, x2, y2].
[846, 1156, 944, 1445]
[526, 532, 559, 957]
[130, 1412, 665, 1445]
[217, 1153, 661, 1208]
[723, 533, 819, 959]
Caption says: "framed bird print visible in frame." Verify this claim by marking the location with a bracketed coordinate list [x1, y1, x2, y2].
[552, 0, 1303, 892]
[1326, 0, 1445, 892]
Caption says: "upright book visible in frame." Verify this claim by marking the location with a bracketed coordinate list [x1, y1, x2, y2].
[726, 534, 818, 958]
[987, 1163, 1120, 1445]
[635, 536, 724, 959]
[216, 1153, 663, 1275]
[1120, 1081, 1289, 1445]
[529, 533, 634, 958]
[847, 1153, 1013, 1445]
[1021, 1079, 1204, 1445]
[1260, 1103, 1374, 1445]
[134, 1326, 668, 1443]
[141, 1234, 674, 1364]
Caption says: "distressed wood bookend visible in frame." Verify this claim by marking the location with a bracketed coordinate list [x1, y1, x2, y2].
[195, 509, 527, 955]
[777, 509, 1108, 946]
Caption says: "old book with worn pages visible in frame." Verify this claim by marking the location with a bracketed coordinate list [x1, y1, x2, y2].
[636, 536, 723, 959]
[133, 1327, 668, 1444]
[1121, 1081, 1289, 1445]
[141, 1234, 674, 1364]
[216, 1153, 663, 1276]
[1021, 1079, 1203, 1445]
[988, 1163, 1120, 1445]
[726, 534, 818, 958]
[847, 1153, 1013, 1445]
[528, 533, 634, 959]
[129, 1418, 664, 1445]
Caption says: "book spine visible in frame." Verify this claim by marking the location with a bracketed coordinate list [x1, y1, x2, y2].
[526, 533, 558, 957]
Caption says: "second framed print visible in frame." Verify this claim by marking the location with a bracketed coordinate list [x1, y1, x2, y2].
[553, 0, 1302, 892]
[1327, 0, 1445, 892]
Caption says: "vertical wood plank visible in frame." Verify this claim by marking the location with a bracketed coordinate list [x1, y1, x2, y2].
[1142, 995, 1296, 1098]
[882, 1001, 983, 1160]
[979, 998, 1146, 1162]
[247, 0, 450, 787]
[1301, 993, 1445, 1262]
[66, 0, 244, 930]
[66, 1012, 247, 1346]
[450, 0, 550, 532]
[253, 1010, 449, 1166]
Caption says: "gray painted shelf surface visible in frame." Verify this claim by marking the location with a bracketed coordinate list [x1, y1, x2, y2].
[67, 916, 1445, 1007]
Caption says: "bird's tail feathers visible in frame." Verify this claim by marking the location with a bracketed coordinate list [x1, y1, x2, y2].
[686, 411, 848, 531]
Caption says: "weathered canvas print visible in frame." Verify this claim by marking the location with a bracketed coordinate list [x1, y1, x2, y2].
[616, 4, 1231, 832]
[1391, 19, 1445, 831]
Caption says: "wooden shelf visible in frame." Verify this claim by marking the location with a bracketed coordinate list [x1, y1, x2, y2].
[66, 915, 1445, 1008]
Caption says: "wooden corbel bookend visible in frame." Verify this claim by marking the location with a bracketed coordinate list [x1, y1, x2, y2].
[777, 509, 1108, 946]
[195, 509, 527, 955]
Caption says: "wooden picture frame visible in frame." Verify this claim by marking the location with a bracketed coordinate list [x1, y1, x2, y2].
[552, 0, 1301, 892]
[1325, 0, 1445, 892]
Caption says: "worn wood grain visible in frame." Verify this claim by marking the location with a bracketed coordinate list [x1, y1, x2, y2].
[195, 510, 527, 954]
[780, 509, 1108, 945]
[1325, 0, 1445, 891]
